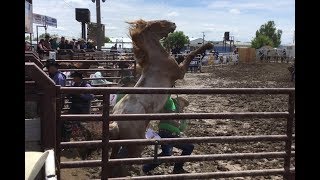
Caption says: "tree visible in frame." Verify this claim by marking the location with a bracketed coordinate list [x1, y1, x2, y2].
[39, 33, 49, 39]
[251, 35, 274, 49]
[104, 36, 112, 43]
[38, 33, 59, 39]
[25, 36, 30, 40]
[162, 31, 190, 53]
[252, 21, 282, 48]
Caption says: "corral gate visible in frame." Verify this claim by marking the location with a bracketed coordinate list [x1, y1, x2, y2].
[56, 87, 295, 180]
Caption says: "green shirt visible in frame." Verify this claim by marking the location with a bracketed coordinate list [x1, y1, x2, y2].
[115, 94, 187, 133]
[115, 94, 176, 112]
[163, 96, 176, 112]
[159, 96, 187, 134]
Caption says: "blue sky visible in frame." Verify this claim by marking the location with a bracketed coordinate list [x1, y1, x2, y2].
[31, 0, 295, 44]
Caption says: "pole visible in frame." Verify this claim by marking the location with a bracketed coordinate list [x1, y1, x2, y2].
[36, 26, 39, 44]
[81, 22, 86, 40]
[202, 32, 205, 45]
[293, 31, 295, 44]
[96, 0, 102, 51]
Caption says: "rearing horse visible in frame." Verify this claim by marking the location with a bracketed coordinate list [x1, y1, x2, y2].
[110, 19, 213, 177]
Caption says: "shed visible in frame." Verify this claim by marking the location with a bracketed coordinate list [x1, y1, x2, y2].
[238, 47, 256, 63]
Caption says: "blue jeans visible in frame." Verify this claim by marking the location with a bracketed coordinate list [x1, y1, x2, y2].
[143, 130, 194, 172]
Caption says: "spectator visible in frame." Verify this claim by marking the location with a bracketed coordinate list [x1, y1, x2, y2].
[50, 37, 59, 50]
[171, 47, 180, 55]
[45, 59, 66, 86]
[46, 59, 66, 141]
[72, 41, 77, 50]
[25, 41, 31, 51]
[59, 36, 67, 49]
[282, 49, 287, 62]
[37, 39, 48, 58]
[79, 39, 87, 49]
[110, 44, 118, 53]
[86, 40, 95, 50]
[43, 34, 52, 50]
[66, 71, 94, 141]
[233, 46, 238, 54]
[66, 40, 74, 49]
[142, 95, 194, 174]
[45, 60, 68, 141]
[68, 71, 94, 114]
[75, 41, 80, 50]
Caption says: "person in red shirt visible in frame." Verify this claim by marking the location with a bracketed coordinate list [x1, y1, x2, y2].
[43, 34, 52, 50]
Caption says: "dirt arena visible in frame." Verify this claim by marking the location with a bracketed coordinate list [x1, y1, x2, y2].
[61, 62, 295, 180]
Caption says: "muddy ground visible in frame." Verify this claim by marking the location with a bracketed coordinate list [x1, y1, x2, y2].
[61, 62, 295, 180]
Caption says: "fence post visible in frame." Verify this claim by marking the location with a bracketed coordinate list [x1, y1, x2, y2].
[133, 60, 137, 78]
[39, 87, 57, 151]
[55, 85, 62, 180]
[283, 93, 295, 180]
[101, 94, 110, 179]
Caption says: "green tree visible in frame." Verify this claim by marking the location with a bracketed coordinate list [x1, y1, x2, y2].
[38, 33, 59, 39]
[39, 33, 49, 39]
[104, 36, 112, 43]
[25, 35, 30, 40]
[163, 31, 190, 52]
[252, 21, 282, 48]
[251, 35, 274, 49]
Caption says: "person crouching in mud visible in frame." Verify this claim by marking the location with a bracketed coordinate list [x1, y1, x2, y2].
[142, 94, 194, 174]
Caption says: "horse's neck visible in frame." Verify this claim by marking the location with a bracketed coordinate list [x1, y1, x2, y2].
[135, 73, 172, 88]
[141, 35, 169, 57]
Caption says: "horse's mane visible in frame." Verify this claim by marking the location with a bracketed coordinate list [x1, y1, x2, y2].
[127, 19, 149, 69]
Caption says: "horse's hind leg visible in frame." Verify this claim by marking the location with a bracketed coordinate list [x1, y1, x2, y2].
[126, 145, 145, 175]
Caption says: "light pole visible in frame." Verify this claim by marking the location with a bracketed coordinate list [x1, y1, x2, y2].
[202, 32, 205, 45]
[92, 0, 106, 50]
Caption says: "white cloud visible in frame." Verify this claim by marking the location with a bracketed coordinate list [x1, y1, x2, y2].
[31, 0, 295, 44]
[229, 8, 240, 14]
[167, 11, 179, 17]
[107, 26, 119, 30]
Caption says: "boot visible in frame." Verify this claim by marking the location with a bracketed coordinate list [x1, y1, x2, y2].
[172, 167, 189, 174]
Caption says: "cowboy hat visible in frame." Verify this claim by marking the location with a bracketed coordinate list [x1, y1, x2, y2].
[25, 151, 49, 180]
[70, 71, 84, 78]
[44, 59, 60, 68]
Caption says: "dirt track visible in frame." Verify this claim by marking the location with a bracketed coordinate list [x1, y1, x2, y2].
[61, 62, 295, 180]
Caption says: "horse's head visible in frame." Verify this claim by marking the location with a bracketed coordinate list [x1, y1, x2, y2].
[127, 19, 176, 69]
[128, 19, 176, 41]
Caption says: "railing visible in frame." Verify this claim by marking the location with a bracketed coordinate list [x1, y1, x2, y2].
[41, 59, 137, 80]
[25, 51, 44, 68]
[25, 63, 57, 150]
[56, 87, 295, 180]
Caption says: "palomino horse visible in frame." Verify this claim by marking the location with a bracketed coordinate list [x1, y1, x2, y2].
[110, 19, 213, 177]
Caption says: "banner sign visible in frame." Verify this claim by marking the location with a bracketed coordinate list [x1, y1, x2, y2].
[33, 13, 57, 27]
[25, 1, 33, 33]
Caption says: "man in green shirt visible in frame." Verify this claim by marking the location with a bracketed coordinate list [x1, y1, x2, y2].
[142, 95, 194, 174]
